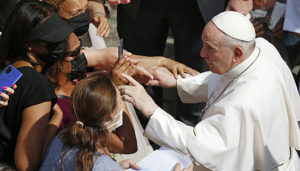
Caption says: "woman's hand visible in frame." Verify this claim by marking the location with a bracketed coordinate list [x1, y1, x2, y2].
[48, 104, 63, 128]
[225, 0, 253, 15]
[272, 17, 284, 40]
[161, 58, 199, 79]
[107, 0, 130, 9]
[118, 73, 158, 118]
[91, 13, 110, 38]
[130, 55, 199, 79]
[145, 67, 177, 88]
[118, 159, 141, 170]
[0, 84, 17, 107]
[42, 104, 63, 160]
[173, 163, 194, 171]
[88, 1, 110, 37]
[252, 21, 265, 38]
[111, 57, 153, 86]
[84, 48, 132, 71]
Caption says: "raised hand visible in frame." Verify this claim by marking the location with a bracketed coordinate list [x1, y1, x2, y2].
[91, 13, 110, 38]
[173, 163, 194, 171]
[118, 73, 158, 118]
[145, 67, 177, 88]
[111, 57, 153, 86]
[118, 159, 141, 170]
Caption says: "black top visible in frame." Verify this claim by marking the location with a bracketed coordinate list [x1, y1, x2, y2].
[0, 66, 57, 166]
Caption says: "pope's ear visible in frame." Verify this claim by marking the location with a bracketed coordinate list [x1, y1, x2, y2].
[233, 46, 243, 61]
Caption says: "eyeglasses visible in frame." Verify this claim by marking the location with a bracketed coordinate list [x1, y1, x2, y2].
[64, 39, 82, 58]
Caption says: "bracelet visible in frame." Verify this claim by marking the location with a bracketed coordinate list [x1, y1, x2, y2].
[88, 0, 105, 4]
[93, 11, 106, 18]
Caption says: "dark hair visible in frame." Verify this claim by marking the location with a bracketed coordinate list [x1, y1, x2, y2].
[0, 0, 19, 32]
[0, 0, 55, 69]
[62, 74, 117, 171]
[43, 0, 65, 10]
[45, 58, 64, 88]
[45, 35, 74, 88]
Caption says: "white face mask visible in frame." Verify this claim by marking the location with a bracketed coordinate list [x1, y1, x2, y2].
[104, 108, 123, 130]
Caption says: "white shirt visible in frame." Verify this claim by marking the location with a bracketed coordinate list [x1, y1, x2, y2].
[144, 38, 300, 170]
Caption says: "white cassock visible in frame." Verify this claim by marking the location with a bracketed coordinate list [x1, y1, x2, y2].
[144, 38, 300, 171]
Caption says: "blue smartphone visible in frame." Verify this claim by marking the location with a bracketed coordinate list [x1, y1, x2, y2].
[118, 38, 124, 60]
[0, 65, 22, 93]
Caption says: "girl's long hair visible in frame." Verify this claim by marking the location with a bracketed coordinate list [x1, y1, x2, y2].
[61, 74, 117, 171]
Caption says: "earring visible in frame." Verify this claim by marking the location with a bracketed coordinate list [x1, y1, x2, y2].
[28, 47, 32, 51]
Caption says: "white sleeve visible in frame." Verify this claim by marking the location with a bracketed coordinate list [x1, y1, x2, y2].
[144, 107, 195, 155]
[145, 106, 242, 170]
[177, 72, 217, 103]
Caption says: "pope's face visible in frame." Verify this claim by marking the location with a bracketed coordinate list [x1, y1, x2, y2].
[58, 0, 88, 20]
[200, 22, 235, 74]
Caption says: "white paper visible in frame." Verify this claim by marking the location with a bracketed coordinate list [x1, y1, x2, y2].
[126, 146, 192, 171]
[269, 2, 286, 30]
[284, 0, 300, 33]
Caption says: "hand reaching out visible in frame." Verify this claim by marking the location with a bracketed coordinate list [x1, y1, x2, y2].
[252, 21, 265, 38]
[111, 57, 153, 86]
[118, 73, 158, 118]
[225, 0, 253, 15]
[161, 58, 198, 79]
[118, 159, 141, 170]
[107, 0, 131, 9]
[145, 67, 177, 88]
[173, 163, 194, 171]
[272, 17, 284, 40]
[130, 55, 199, 79]
[91, 13, 110, 38]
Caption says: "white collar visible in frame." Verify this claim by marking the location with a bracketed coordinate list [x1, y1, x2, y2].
[223, 47, 259, 79]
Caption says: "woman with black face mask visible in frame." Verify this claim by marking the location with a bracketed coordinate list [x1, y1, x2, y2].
[44, 32, 152, 155]
[43, 0, 198, 76]
[44, 0, 110, 43]
[0, 0, 75, 170]
[44, 0, 127, 72]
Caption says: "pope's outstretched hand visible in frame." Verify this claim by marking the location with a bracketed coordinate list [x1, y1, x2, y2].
[118, 73, 158, 118]
[145, 67, 177, 88]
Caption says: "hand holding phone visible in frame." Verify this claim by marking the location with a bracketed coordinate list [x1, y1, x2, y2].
[0, 65, 22, 93]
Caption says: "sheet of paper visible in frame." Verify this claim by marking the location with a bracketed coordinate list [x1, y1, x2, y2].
[268, 2, 286, 30]
[283, 0, 300, 33]
[126, 146, 192, 171]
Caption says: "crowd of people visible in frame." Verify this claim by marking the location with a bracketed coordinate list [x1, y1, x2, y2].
[0, 0, 300, 170]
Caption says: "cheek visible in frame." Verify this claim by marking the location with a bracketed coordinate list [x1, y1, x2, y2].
[209, 54, 229, 74]
[58, 8, 72, 20]
[62, 62, 72, 73]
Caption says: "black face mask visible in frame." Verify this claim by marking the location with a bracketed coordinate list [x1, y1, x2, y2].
[67, 9, 90, 36]
[69, 53, 87, 81]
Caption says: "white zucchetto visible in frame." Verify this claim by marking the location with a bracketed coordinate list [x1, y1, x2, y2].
[212, 11, 256, 42]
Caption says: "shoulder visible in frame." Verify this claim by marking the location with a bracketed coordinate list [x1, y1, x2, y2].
[17, 66, 53, 88]
[93, 154, 122, 171]
[40, 131, 77, 171]
[15, 66, 56, 108]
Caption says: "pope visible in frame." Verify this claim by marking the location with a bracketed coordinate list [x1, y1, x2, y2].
[118, 11, 300, 170]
